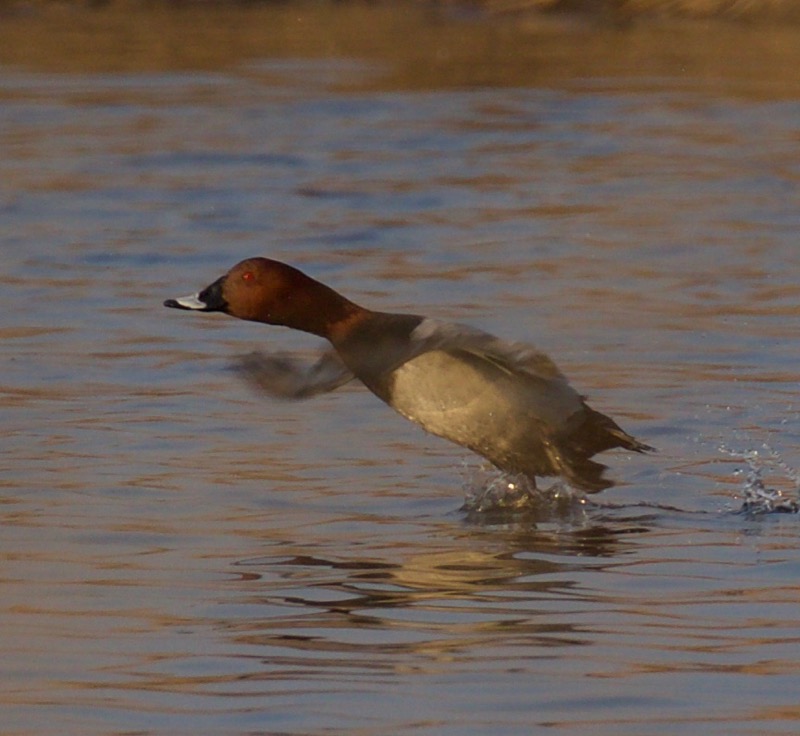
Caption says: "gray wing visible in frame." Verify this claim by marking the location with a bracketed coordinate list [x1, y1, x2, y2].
[410, 319, 566, 381]
[408, 318, 581, 420]
[232, 349, 354, 400]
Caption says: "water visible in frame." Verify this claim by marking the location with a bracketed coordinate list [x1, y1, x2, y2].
[2, 4, 800, 735]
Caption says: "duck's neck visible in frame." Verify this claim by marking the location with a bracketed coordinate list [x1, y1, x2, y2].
[273, 270, 367, 341]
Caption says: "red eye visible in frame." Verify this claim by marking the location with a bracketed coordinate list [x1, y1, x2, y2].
[242, 271, 254, 282]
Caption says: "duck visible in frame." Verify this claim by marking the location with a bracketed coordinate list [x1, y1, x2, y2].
[164, 257, 652, 491]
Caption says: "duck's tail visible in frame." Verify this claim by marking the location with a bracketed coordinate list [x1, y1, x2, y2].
[555, 405, 654, 492]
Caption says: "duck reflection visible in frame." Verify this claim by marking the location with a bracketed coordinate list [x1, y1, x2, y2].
[225, 517, 649, 667]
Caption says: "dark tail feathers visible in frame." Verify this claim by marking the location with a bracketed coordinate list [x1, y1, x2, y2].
[556, 406, 654, 492]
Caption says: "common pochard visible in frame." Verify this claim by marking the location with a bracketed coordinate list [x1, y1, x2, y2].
[165, 257, 652, 491]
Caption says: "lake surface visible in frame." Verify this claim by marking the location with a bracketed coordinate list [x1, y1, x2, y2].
[2, 3, 800, 734]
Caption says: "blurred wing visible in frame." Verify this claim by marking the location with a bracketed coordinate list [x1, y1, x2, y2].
[232, 349, 354, 400]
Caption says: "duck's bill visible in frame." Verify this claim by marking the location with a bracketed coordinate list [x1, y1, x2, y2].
[164, 276, 227, 312]
[163, 293, 209, 311]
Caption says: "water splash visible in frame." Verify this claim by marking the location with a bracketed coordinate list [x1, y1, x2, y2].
[721, 444, 800, 515]
[460, 467, 589, 523]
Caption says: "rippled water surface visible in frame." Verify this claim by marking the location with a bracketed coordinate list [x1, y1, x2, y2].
[2, 4, 800, 735]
